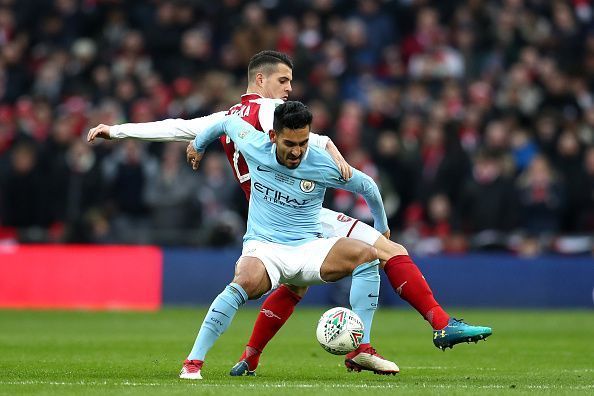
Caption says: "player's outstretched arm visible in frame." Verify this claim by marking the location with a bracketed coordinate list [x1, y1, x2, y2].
[306, 132, 352, 180]
[189, 115, 261, 172]
[346, 170, 388, 234]
[324, 168, 388, 235]
[87, 112, 227, 143]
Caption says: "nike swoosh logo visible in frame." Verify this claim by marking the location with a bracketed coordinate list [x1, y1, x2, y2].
[211, 308, 230, 318]
[368, 293, 379, 298]
[257, 165, 271, 172]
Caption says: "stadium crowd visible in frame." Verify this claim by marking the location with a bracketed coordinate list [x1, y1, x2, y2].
[0, 0, 593, 255]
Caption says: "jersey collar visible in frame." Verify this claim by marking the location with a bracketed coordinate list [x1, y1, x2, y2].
[241, 93, 264, 102]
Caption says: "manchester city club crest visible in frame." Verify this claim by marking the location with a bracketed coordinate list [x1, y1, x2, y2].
[300, 179, 315, 192]
[238, 130, 249, 139]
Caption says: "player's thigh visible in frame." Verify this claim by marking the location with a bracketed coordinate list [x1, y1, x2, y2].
[320, 208, 409, 266]
[284, 237, 342, 287]
[233, 256, 272, 299]
[233, 241, 280, 299]
[320, 237, 378, 282]
[320, 208, 382, 246]
[239, 240, 317, 297]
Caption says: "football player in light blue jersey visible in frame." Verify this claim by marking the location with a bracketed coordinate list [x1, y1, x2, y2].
[181, 101, 390, 379]
[193, 114, 388, 248]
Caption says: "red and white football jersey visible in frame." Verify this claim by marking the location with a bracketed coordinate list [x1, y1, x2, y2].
[220, 93, 282, 200]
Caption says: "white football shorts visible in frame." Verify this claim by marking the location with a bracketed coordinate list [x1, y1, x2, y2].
[319, 207, 382, 246]
[240, 237, 341, 290]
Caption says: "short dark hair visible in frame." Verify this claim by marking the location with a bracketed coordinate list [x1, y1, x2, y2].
[247, 50, 293, 82]
[273, 101, 312, 133]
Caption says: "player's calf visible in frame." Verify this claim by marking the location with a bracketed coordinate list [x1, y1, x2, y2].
[231, 285, 304, 377]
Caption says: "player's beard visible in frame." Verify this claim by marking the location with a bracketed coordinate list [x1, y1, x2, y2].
[285, 154, 302, 168]
[276, 151, 302, 168]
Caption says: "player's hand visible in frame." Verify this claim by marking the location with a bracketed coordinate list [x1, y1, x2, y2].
[326, 140, 353, 180]
[382, 230, 391, 240]
[334, 154, 353, 181]
[87, 124, 112, 142]
[186, 142, 203, 171]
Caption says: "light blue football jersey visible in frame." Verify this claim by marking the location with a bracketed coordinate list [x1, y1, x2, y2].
[193, 115, 388, 246]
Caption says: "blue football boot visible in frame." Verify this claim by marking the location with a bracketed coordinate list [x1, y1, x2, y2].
[229, 360, 256, 376]
[433, 318, 492, 350]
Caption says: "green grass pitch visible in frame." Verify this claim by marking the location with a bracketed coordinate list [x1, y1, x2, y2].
[1, 308, 593, 395]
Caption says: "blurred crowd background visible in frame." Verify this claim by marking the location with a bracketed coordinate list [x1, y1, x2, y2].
[0, 0, 593, 256]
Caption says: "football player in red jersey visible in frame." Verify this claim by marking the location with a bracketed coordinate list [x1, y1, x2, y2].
[89, 50, 491, 378]
[217, 52, 351, 200]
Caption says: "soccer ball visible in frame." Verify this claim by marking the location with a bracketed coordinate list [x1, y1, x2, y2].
[316, 307, 364, 355]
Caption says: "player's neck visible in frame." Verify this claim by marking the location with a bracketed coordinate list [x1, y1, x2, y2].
[275, 152, 284, 167]
[245, 86, 265, 97]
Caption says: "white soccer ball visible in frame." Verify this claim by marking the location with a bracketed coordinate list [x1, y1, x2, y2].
[316, 307, 364, 355]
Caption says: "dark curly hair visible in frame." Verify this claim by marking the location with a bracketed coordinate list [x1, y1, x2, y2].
[273, 101, 312, 133]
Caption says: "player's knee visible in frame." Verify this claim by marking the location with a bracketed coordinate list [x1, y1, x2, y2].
[375, 237, 409, 262]
[359, 244, 378, 265]
[232, 275, 263, 299]
[390, 242, 408, 256]
[284, 284, 308, 297]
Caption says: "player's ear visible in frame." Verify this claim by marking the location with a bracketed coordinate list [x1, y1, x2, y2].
[256, 72, 265, 87]
[269, 129, 277, 143]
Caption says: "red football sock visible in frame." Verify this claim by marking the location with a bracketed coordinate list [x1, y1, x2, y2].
[240, 284, 302, 369]
[239, 346, 260, 371]
[384, 255, 450, 330]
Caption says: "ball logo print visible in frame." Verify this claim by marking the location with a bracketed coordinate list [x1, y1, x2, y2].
[330, 309, 344, 325]
[316, 307, 364, 355]
[350, 328, 364, 346]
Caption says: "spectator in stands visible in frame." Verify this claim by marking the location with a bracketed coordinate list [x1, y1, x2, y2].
[101, 140, 157, 242]
[581, 145, 594, 231]
[58, 138, 105, 242]
[555, 129, 589, 231]
[0, 141, 47, 229]
[193, 152, 245, 246]
[232, 3, 276, 66]
[516, 155, 564, 235]
[144, 143, 198, 238]
[458, 150, 518, 248]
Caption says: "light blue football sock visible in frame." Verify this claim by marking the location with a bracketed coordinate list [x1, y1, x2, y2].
[350, 260, 380, 344]
[187, 283, 248, 361]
